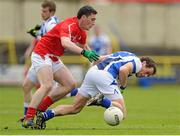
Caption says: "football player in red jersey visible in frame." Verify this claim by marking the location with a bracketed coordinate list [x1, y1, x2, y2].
[22, 5, 99, 128]
[20, 0, 59, 123]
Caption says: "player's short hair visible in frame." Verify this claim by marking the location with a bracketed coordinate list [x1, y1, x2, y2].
[42, 0, 56, 12]
[77, 5, 97, 19]
[140, 56, 157, 75]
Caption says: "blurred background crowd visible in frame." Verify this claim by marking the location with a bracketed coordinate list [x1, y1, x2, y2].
[0, 0, 180, 87]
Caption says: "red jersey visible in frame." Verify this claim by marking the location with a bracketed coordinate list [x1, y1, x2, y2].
[34, 17, 87, 57]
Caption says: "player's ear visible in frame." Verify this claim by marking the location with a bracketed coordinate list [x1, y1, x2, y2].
[50, 11, 55, 16]
[142, 61, 146, 66]
[81, 15, 87, 20]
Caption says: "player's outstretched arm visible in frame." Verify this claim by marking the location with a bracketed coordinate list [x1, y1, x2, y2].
[118, 62, 133, 89]
[61, 37, 99, 62]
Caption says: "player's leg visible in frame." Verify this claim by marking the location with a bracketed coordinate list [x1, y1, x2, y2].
[36, 67, 95, 129]
[37, 64, 76, 112]
[23, 78, 34, 105]
[20, 78, 34, 122]
[23, 65, 54, 128]
[20, 66, 39, 122]
[51, 74, 97, 116]
[86, 67, 126, 117]
[66, 88, 79, 97]
[29, 65, 53, 108]
[22, 53, 54, 128]
[53, 64, 77, 101]
[87, 93, 126, 118]
[54, 93, 88, 115]
[36, 93, 88, 129]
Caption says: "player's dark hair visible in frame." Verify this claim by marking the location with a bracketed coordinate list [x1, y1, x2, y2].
[42, 0, 56, 12]
[140, 56, 157, 75]
[77, 5, 97, 19]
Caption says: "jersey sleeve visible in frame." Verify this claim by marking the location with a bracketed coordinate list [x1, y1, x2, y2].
[134, 57, 142, 73]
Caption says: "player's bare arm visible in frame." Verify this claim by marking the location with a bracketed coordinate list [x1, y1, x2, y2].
[83, 44, 91, 50]
[61, 37, 83, 54]
[118, 62, 133, 88]
[61, 37, 99, 62]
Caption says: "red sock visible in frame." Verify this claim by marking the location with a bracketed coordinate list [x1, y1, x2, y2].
[38, 96, 53, 112]
[25, 107, 36, 119]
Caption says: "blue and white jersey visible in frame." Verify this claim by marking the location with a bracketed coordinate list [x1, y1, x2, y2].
[96, 51, 142, 79]
[38, 16, 59, 36]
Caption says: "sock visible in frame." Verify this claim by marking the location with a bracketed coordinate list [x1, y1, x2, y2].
[70, 88, 78, 96]
[25, 107, 36, 119]
[24, 102, 29, 116]
[42, 109, 55, 121]
[38, 96, 53, 111]
[101, 97, 112, 108]
[38, 96, 53, 112]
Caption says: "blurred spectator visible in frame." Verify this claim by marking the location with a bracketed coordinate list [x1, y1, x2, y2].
[89, 25, 112, 55]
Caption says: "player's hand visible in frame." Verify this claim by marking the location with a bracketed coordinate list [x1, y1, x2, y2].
[27, 29, 38, 37]
[120, 86, 126, 94]
[27, 24, 41, 37]
[34, 24, 41, 30]
[120, 86, 126, 90]
[81, 50, 99, 62]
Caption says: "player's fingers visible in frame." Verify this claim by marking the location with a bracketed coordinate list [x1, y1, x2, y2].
[92, 56, 99, 61]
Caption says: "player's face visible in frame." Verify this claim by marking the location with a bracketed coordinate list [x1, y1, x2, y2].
[81, 14, 96, 30]
[136, 61, 154, 77]
[41, 7, 52, 21]
[136, 66, 154, 78]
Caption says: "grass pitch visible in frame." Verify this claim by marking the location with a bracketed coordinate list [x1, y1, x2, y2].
[0, 85, 179, 135]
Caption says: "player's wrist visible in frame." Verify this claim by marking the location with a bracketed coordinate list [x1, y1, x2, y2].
[81, 49, 86, 56]
[120, 86, 126, 90]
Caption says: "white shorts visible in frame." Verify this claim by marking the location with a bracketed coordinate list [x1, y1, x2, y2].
[26, 66, 39, 84]
[31, 52, 64, 73]
[28, 52, 64, 84]
[78, 66, 123, 100]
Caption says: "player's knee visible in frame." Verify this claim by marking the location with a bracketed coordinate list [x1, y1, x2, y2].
[22, 83, 27, 92]
[72, 108, 81, 114]
[41, 82, 53, 92]
[66, 81, 77, 91]
[22, 80, 32, 93]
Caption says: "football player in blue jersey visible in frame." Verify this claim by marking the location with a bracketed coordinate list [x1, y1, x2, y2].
[35, 51, 156, 129]
[20, 0, 59, 122]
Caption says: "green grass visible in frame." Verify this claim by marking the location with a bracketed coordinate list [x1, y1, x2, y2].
[0, 85, 180, 135]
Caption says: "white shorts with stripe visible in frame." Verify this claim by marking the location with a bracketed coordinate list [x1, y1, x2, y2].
[79, 66, 123, 100]
[27, 52, 64, 84]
